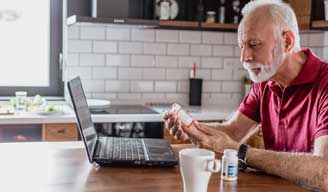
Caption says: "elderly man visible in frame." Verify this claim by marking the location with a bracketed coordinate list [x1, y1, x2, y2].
[164, 0, 328, 190]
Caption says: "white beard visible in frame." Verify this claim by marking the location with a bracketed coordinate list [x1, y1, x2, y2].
[243, 45, 286, 83]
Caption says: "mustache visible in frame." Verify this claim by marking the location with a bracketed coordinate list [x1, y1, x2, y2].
[243, 63, 265, 70]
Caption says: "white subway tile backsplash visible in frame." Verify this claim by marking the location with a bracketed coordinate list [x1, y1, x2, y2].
[177, 81, 189, 93]
[80, 27, 106, 40]
[106, 28, 130, 40]
[213, 45, 234, 57]
[222, 81, 242, 93]
[224, 33, 238, 45]
[196, 69, 211, 80]
[190, 45, 212, 56]
[144, 43, 167, 55]
[118, 68, 143, 80]
[142, 68, 166, 80]
[204, 93, 233, 105]
[92, 93, 117, 100]
[203, 81, 221, 93]
[179, 57, 201, 68]
[105, 80, 130, 92]
[212, 69, 233, 80]
[118, 93, 142, 100]
[142, 93, 166, 100]
[201, 57, 223, 68]
[300, 33, 309, 47]
[179, 31, 201, 44]
[156, 30, 179, 42]
[131, 55, 155, 67]
[166, 69, 189, 80]
[131, 81, 154, 92]
[166, 93, 188, 104]
[309, 32, 325, 46]
[119, 42, 143, 54]
[65, 26, 259, 104]
[233, 69, 248, 80]
[202, 32, 223, 44]
[155, 81, 177, 92]
[92, 67, 117, 79]
[68, 40, 92, 53]
[93, 41, 117, 53]
[168, 44, 189, 56]
[234, 46, 241, 57]
[81, 79, 105, 92]
[324, 32, 328, 46]
[80, 54, 105, 66]
[67, 67, 92, 80]
[67, 54, 79, 66]
[68, 26, 80, 39]
[131, 29, 155, 42]
[323, 47, 328, 61]
[155, 56, 178, 68]
[106, 54, 130, 66]
[224, 58, 242, 69]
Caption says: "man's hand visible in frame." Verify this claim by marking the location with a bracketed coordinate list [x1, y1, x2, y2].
[163, 112, 189, 141]
[182, 121, 239, 153]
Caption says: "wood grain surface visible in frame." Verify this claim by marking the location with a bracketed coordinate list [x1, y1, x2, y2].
[0, 142, 307, 192]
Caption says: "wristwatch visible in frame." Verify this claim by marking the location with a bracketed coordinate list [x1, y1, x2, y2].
[237, 144, 249, 171]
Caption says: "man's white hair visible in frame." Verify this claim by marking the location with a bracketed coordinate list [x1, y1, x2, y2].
[241, 0, 301, 52]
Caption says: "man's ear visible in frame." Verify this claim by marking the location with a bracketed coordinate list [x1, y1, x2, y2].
[282, 31, 295, 52]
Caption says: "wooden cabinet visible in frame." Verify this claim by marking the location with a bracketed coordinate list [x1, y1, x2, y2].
[42, 123, 78, 141]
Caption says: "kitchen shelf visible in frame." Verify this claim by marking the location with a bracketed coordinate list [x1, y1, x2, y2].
[201, 22, 239, 31]
[66, 15, 159, 27]
[311, 20, 328, 30]
[159, 20, 199, 28]
[67, 15, 240, 31]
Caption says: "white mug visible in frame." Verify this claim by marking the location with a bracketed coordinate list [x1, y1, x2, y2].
[179, 148, 221, 192]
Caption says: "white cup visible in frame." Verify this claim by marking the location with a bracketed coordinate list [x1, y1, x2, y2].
[179, 148, 221, 192]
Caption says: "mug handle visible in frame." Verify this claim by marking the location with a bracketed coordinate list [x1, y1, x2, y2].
[207, 159, 221, 173]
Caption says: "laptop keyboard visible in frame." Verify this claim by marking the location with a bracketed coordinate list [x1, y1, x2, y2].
[99, 137, 146, 161]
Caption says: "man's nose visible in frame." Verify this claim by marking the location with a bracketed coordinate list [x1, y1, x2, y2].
[240, 48, 253, 63]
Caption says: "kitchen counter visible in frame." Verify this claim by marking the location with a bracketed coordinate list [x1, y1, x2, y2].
[0, 103, 236, 124]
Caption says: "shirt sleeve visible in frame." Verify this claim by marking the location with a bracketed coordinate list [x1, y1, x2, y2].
[238, 83, 261, 122]
[314, 87, 328, 140]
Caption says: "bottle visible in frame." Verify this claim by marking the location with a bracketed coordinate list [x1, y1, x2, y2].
[159, 0, 171, 20]
[170, 103, 194, 128]
[218, 0, 226, 23]
[221, 149, 238, 181]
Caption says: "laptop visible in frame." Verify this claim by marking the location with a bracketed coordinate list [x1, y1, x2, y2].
[67, 77, 178, 167]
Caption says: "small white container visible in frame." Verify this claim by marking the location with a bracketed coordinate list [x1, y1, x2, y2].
[15, 91, 27, 112]
[170, 103, 194, 128]
[325, 0, 328, 20]
[221, 149, 238, 181]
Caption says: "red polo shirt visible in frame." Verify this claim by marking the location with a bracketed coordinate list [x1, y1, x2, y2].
[239, 48, 328, 153]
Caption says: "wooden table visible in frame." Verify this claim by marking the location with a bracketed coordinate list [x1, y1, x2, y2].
[0, 142, 307, 192]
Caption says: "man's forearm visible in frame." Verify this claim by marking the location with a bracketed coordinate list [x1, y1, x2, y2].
[247, 147, 328, 191]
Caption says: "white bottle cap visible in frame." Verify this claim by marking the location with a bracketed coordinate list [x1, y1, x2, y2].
[223, 149, 237, 158]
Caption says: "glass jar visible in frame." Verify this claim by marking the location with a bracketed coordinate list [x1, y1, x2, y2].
[206, 11, 216, 23]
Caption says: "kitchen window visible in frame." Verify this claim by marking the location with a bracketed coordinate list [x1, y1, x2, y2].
[0, 0, 63, 96]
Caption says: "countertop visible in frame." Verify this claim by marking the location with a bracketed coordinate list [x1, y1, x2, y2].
[0, 102, 236, 124]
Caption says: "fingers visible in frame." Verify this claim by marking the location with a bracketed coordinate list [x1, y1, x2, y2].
[194, 122, 214, 135]
[181, 123, 206, 143]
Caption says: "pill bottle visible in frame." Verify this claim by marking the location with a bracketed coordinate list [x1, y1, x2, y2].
[170, 103, 194, 128]
[221, 149, 238, 181]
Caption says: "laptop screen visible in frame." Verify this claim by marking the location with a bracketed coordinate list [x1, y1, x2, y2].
[67, 77, 97, 163]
